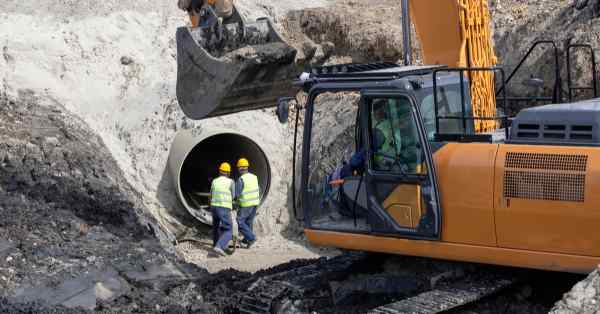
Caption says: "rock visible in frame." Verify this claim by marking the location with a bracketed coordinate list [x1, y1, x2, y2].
[122, 260, 207, 291]
[550, 267, 600, 314]
[120, 56, 134, 65]
[13, 268, 130, 310]
[576, 0, 589, 10]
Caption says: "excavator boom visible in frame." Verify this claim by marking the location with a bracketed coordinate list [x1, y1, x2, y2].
[409, 0, 498, 132]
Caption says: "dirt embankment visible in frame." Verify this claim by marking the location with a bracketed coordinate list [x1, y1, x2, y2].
[0, 94, 214, 313]
[491, 0, 600, 101]
[284, 0, 405, 63]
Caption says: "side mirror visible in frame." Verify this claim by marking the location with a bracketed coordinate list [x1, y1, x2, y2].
[276, 97, 294, 124]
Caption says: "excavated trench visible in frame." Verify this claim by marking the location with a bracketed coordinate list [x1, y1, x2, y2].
[169, 129, 271, 224]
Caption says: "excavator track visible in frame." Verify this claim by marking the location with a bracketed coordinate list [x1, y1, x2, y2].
[235, 253, 517, 314]
[238, 254, 364, 314]
[369, 274, 515, 314]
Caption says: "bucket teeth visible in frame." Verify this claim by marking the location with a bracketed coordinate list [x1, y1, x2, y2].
[176, 6, 301, 121]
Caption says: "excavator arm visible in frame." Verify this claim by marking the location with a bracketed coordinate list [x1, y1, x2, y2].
[408, 0, 498, 132]
[175, 0, 499, 131]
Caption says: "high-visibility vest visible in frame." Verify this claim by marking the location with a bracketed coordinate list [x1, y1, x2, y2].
[238, 173, 260, 207]
[374, 120, 397, 167]
[377, 121, 395, 153]
[211, 176, 234, 209]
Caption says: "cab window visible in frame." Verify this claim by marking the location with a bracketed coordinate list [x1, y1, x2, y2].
[369, 97, 423, 175]
[419, 86, 470, 140]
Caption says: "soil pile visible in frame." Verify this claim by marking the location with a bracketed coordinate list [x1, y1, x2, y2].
[0, 94, 210, 312]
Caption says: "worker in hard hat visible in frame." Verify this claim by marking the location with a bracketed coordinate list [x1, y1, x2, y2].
[178, 0, 234, 27]
[209, 162, 236, 257]
[235, 158, 260, 249]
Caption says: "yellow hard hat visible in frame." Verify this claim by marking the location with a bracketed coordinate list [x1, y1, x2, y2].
[219, 162, 231, 173]
[237, 158, 249, 168]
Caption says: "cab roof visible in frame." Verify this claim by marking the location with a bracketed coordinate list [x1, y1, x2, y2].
[299, 62, 459, 93]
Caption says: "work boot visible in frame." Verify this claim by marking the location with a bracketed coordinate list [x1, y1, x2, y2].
[242, 239, 256, 249]
[212, 246, 227, 257]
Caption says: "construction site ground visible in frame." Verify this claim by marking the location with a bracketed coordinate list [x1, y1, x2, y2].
[1, 0, 600, 313]
[176, 234, 337, 273]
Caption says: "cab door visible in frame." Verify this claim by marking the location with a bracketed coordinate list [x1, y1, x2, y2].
[361, 92, 441, 239]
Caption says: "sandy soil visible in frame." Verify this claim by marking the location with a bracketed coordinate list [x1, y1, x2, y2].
[0, 0, 336, 272]
[176, 235, 337, 273]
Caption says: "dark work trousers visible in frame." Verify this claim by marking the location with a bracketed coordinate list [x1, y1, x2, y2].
[237, 206, 257, 242]
[212, 206, 233, 250]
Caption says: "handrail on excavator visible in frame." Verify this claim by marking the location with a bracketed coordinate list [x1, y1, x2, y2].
[433, 67, 509, 140]
[567, 43, 599, 102]
[495, 40, 562, 103]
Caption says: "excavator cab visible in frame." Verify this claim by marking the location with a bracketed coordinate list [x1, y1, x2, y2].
[299, 64, 454, 240]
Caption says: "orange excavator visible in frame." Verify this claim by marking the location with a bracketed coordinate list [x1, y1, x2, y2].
[176, 0, 600, 274]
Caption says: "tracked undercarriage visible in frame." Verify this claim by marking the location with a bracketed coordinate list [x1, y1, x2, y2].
[200, 253, 520, 314]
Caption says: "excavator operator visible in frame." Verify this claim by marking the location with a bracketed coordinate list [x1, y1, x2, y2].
[178, 0, 234, 27]
[372, 100, 400, 171]
[372, 99, 419, 173]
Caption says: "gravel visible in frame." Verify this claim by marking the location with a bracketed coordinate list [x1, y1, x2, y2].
[551, 266, 600, 314]
[0, 94, 210, 313]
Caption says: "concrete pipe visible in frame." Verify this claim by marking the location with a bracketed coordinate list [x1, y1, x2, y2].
[168, 128, 271, 225]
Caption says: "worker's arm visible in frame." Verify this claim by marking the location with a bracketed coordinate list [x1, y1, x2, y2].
[231, 180, 237, 203]
[235, 178, 243, 200]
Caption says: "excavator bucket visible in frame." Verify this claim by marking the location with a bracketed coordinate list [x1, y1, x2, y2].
[176, 6, 301, 120]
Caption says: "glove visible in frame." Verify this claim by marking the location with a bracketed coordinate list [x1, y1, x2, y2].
[178, 0, 192, 10]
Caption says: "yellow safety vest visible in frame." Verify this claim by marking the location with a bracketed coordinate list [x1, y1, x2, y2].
[374, 120, 395, 167]
[377, 121, 394, 153]
[211, 176, 234, 209]
[239, 173, 260, 207]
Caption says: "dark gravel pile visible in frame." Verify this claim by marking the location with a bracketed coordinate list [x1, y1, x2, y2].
[0, 95, 212, 313]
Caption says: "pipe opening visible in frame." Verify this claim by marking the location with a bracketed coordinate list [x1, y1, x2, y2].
[179, 133, 271, 214]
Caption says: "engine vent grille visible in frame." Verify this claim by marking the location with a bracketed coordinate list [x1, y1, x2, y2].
[505, 152, 588, 172]
[503, 152, 588, 202]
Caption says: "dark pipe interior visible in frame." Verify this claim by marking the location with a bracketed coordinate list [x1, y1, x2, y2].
[180, 133, 271, 210]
